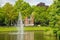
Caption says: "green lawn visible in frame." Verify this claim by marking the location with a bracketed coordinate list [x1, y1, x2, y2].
[0, 26, 58, 32]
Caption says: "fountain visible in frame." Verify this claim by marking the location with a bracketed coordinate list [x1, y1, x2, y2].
[17, 12, 24, 40]
[9, 12, 24, 40]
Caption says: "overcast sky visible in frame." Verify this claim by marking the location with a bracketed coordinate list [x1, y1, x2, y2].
[0, 0, 53, 6]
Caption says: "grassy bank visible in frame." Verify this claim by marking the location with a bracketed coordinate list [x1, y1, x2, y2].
[0, 26, 58, 32]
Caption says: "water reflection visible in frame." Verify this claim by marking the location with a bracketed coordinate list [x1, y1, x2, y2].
[0, 31, 59, 40]
[34, 31, 58, 40]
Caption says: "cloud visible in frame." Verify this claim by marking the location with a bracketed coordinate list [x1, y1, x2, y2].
[0, 0, 16, 6]
[24, 0, 53, 6]
[0, 0, 53, 6]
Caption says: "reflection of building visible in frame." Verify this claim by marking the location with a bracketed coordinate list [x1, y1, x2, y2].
[24, 15, 34, 26]
[37, 2, 48, 8]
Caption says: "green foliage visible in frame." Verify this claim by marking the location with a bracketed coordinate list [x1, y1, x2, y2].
[32, 6, 48, 26]
[3, 3, 13, 26]
[47, 0, 60, 27]
[0, 7, 5, 25]
[0, 0, 60, 28]
[14, 0, 32, 19]
[2, 3, 18, 26]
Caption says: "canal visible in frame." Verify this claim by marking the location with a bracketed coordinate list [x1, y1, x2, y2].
[0, 31, 59, 40]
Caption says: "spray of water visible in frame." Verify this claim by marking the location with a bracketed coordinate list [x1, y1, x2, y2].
[9, 12, 24, 40]
[17, 12, 24, 40]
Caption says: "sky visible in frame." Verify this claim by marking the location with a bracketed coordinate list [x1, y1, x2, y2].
[0, 0, 53, 6]
[24, 0, 53, 6]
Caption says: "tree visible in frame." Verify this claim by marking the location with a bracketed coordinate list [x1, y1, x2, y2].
[47, 0, 60, 27]
[14, 0, 33, 19]
[2, 3, 18, 26]
[32, 6, 48, 26]
[0, 8, 5, 25]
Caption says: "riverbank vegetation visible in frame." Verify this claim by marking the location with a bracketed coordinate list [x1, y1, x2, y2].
[0, 0, 60, 35]
[0, 0, 60, 40]
[0, 26, 58, 32]
[0, 0, 60, 28]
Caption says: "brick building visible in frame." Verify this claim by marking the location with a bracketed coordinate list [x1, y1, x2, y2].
[24, 14, 34, 26]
